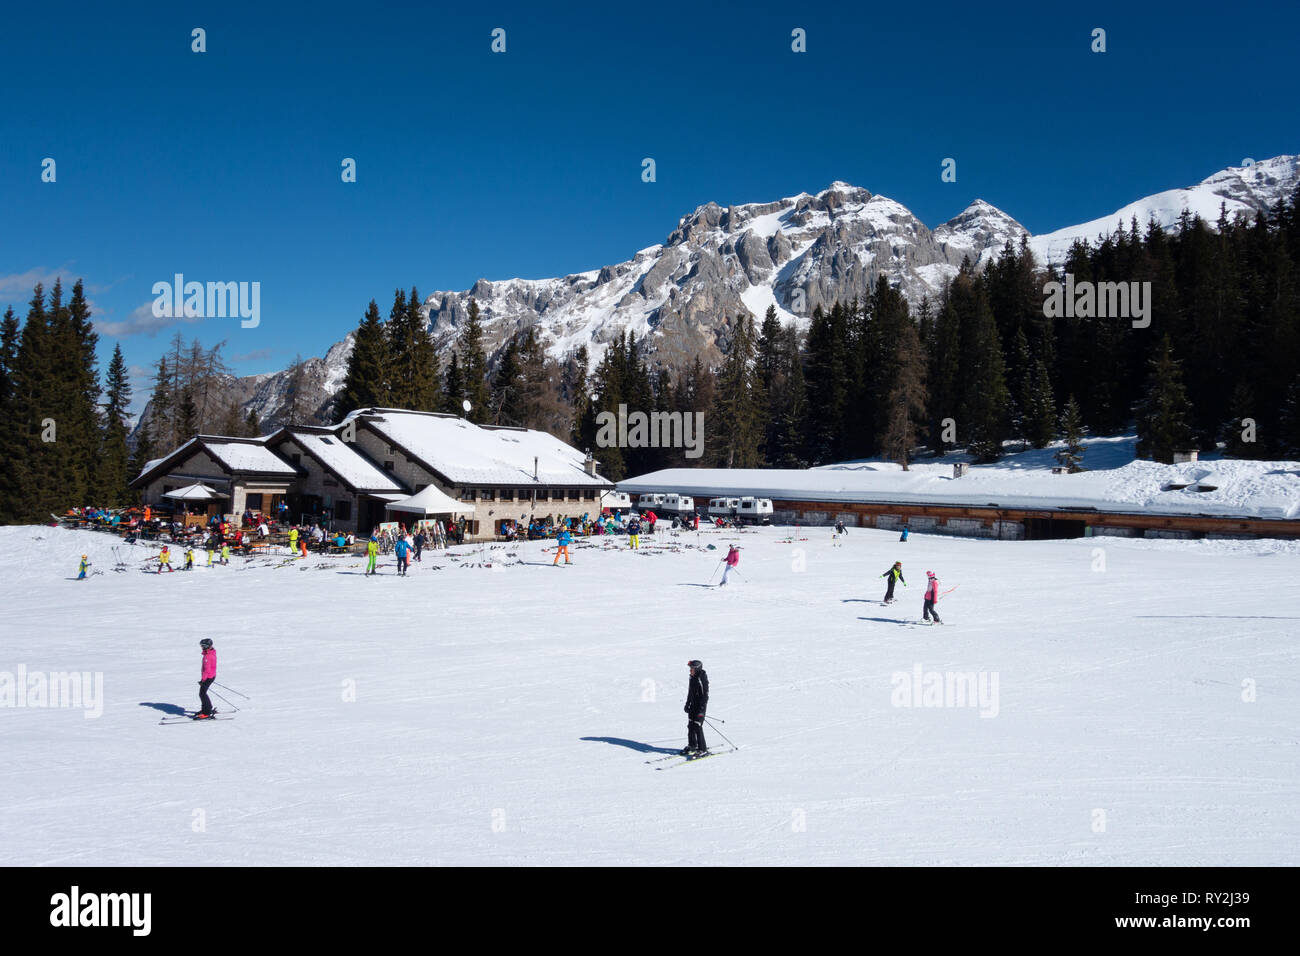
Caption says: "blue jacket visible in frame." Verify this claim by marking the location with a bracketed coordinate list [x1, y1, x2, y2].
[394, 540, 409, 558]
[557, 530, 572, 546]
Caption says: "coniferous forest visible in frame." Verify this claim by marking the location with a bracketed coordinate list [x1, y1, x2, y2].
[2, 192, 1298, 519]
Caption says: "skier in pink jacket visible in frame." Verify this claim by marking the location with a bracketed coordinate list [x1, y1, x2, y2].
[923, 571, 943, 625]
[197, 638, 218, 718]
[720, 545, 740, 586]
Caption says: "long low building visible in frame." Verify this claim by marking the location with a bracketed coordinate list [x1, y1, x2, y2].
[617, 458, 1300, 540]
[132, 408, 613, 536]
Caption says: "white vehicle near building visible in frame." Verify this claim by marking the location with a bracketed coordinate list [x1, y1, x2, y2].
[737, 497, 774, 524]
[601, 490, 632, 511]
[661, 494, 695, 515]
[708, 496, 742, 518]
[635, 493, 665, 511]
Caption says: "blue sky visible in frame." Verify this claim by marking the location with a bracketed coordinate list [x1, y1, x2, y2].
[1, 0, 1295, 407]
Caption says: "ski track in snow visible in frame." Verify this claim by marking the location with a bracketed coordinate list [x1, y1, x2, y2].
[2, 524, 1297, 865]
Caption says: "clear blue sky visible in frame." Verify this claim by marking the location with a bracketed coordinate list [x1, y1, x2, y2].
[2, 0, 1295, 406]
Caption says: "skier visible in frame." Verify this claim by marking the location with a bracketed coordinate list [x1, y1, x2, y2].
[923, 571, 943, 624]
[365, 535, 379, 575]
[553, 526, 572, 565]
[627, 516, 641, 550]
[157, 545, 174, 573]
[77, 554, 90, 580]
[196, 638, 217, 718]
[288, 526, 299, 555]
[184, 546, 195, 571]
[206, 537, 215, 566]
[682, 660, 709, 755]
[833, 519, 847, 547]
[413, 531, 425, 562]
[719, 544, 740, 585]
[220, 542, 231, 565]
[899, 525, 909, 542]
[881, 561, 905, 603]
[394, 534, 410, 576]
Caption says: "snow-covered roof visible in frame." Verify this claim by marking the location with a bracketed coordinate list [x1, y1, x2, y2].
[202, 440, 298, 476]
[352, 409, 611, 487]
[285, 429, 403, 493]
[617, 440, 1300, 521]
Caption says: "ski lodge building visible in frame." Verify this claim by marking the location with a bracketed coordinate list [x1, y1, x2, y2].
[130, 408, 613, 536]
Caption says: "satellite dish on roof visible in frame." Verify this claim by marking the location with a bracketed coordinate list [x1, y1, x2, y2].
[462, 399, 471, 414]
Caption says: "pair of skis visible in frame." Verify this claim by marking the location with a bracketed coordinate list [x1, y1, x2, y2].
[159, 711, 235, 725]
[645, 746, 738, 769]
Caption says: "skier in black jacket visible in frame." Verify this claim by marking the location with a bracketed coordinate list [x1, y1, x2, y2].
[683, 660, 709, 754]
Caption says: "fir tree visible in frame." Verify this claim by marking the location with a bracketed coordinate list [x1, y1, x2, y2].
[1056, 395, 1086, 472]
[881, 316, 928, 470]
[100, 345, 133, 504]
[336, 300, 388, 418]
[1135, 335, 1195, 463]
[458, 300, 490, 422]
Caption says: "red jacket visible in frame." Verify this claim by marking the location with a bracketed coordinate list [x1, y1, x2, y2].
[725, 547, 740, 567]
[925, 579, 939, 601]
[201, 648, 217, 680]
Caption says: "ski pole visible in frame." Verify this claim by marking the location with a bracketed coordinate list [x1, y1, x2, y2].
[211, 689, 240, 713]
[707, 559, 724, 585]
[704, 717, 737, 750]
[214, 681, 249, 699]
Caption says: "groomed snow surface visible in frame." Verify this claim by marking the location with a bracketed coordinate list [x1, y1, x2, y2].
[3, 524, 1297, 865]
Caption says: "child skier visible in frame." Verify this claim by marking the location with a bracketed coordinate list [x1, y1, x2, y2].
[77, 554, 90, 580]
[365, 535, 379, 575]
[899, 525, 909, 542]
[220, 542, 231, 565]
[719, 544, 740, 585]
[627, 517, 641, 550]
[394, 535, 410, 576]
[923, 571, 943, 624]
[157, 545, 174, 573]
[881, 561, 905, 603]
[553, 527, 572, 565]
[833, 519, 847, 546]
[196, 638, 218, 718]
[184, 547, 195, 571]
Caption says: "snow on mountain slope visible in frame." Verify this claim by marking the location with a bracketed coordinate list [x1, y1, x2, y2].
[209, 156, 1298, 431]
[1029, 155, 1300, 266]
[4, 524, 1298, 865]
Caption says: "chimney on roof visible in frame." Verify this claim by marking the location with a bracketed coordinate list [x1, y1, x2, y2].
[534, 456, 539, 481]
[583, 449, 596, 477]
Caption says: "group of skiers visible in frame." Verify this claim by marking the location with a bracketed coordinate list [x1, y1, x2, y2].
[880, 561, 944, 623]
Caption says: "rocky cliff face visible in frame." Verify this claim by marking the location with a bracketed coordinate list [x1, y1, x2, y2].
[175, 155, 1300, 434]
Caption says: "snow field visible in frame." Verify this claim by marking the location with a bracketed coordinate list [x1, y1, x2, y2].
[1, 524, 1296, 865]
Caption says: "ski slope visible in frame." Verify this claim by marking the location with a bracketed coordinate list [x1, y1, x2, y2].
[2, 524, 1297, 866]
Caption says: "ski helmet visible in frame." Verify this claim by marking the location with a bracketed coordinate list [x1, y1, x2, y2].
[200, 638, 213, 649]
[926, 571, 935, 578]
[688, 659, 702, 669]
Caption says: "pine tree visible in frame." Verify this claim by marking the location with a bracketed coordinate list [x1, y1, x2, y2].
[337, 300, 389, 418]
[708, 316, 763, 467]
[245, 408, 261, 437]
[955, 276, 1010, 463]
[1024, 359, 1056, 449]
[442, 352, 465, 414]
[383, 289, 409, 407]
[490, 335, 524, 424]
[1135, 335, 1195, 463]
[1056, 395, 1086, 472]
[881, 316, 928, 470]
[100, 345, 133, 504]
[458, 299, 491, 422]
